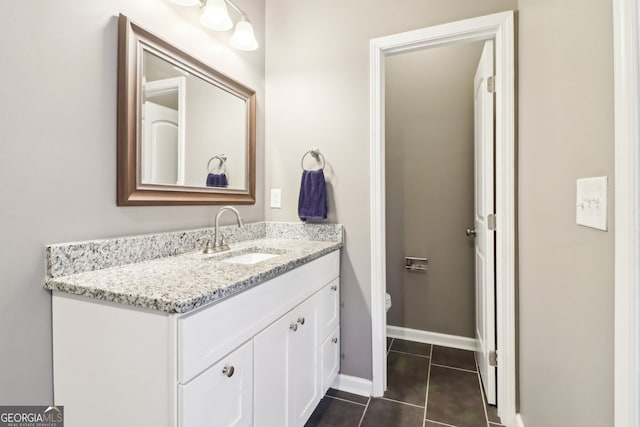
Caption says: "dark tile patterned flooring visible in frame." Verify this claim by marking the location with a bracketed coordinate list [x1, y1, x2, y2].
[305, 338, 504, 427]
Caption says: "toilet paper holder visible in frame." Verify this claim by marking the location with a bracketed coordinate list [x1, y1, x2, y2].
[405, 257, 427, 272]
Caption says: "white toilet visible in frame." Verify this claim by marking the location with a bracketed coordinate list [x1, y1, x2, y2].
[385, 292, 392, 312]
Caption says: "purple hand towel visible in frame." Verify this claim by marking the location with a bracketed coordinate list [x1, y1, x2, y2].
[206, 173, 228, 188]
[298, 169, 327, 221]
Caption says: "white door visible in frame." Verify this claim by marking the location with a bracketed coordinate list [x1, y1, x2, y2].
[143, 101, 179, 185]
[473, 40, 497, 405]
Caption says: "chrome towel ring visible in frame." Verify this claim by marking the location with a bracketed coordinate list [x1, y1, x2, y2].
[207, 155, 227, 175]
[300, 148, 325, 170]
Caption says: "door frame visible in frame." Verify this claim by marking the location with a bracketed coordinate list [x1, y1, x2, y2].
[369, 11, 516, 425]
[613, 0, 640, 425]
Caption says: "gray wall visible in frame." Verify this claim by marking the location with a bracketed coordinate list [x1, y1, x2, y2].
[517, 0, 615, 425]
[0, 0, 265, 404]
[385, 43, 483, 337]
[264, 0, 517, 380]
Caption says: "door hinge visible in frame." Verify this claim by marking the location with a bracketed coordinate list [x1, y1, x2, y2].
[487, 76, 496, 93]
[488, 214, 497, 231]
[489, 350, 498, 367]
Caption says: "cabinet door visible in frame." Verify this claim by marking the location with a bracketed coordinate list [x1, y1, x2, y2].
[320, 326, 340, 395]
[318, 279, 340, 340]
[288, 294, 321, 427]
[254, 293, 322, 427]
[254, 312, 292, 427]
[179, 340, 253, 427]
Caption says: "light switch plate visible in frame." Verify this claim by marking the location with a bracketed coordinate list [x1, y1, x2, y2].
[270, 189, 281, 209]
[576, 176, 608, 231]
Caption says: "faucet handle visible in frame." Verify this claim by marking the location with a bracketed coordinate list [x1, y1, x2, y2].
[216, 233, 230, 251]
[197, 237, 216, 254]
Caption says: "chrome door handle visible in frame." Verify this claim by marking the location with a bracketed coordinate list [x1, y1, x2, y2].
[297, 317, 305, 325]
[290, 323, 298, 332]
[466, 228, 476, 237]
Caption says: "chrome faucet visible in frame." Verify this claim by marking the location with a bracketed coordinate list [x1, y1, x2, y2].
[211, 206, 244, 252]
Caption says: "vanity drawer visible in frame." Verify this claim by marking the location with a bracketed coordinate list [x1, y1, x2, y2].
[178, 340, 253, 427]
[177, 250, 340, 383]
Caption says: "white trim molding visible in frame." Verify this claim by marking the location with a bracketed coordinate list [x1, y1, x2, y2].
[387, 326, 479, 352]
[614, 0, 640, 426]
[369, 11, 516, 426]
[331, 374, 373, 398]
[515, 414, 526, 427]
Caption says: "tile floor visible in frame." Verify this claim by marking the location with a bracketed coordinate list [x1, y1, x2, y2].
[305, 338, 504, 427]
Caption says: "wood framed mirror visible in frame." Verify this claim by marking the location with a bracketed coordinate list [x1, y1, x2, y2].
[117, 14, 256, 205]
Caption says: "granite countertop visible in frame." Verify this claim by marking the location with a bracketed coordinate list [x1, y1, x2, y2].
[44, 223, 343, 314]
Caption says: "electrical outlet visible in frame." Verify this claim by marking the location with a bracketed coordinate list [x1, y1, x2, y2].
[576, 176, 607, 231]
[270, 189, 281, 208]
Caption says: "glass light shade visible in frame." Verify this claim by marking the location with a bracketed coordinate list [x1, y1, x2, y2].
[200, 0, 233, 31]
[230, 20, 259, 51]
[168, 0, 200, 5]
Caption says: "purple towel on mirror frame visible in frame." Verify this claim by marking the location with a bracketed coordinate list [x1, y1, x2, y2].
[298, 169, 327, 221]
[206, 173, 228, 188]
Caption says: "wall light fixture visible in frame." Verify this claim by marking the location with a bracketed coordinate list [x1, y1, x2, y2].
[168, 0, 259, 51]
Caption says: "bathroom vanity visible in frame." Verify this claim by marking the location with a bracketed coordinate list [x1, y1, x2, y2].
[45, 222, 342, 427]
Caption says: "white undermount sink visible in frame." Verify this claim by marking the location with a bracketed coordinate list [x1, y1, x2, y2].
[221, 252, 280, 265]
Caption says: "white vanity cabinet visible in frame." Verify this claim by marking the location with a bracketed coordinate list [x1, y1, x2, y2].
[51, 250, 340, 427]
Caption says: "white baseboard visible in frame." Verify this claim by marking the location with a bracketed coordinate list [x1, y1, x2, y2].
[515, 414, 525, 427]
[331, 374, 372, 397]
[387, 325, 479, 351]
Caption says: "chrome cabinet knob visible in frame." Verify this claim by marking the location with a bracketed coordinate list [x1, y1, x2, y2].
[222, 365, 235, 377]
[290, 323, 298, 332]
[332, 337, 338, 344]
[465, 228, 476, 237]
[297, 317, 305, 325]
[331, 285, 338, 291]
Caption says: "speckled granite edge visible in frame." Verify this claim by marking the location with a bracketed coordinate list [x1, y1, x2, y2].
[46, 222, 343, 279]
[265, 222, 344, 242]
[44, 238, 343, 313]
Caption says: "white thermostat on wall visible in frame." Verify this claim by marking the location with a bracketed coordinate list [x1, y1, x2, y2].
[576, 176, 608, 231]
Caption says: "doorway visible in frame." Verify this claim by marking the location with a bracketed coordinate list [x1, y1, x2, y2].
[369, 11, 516, 426]
[384, 38, 494, 398]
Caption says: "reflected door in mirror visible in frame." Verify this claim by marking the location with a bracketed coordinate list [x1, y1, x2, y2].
[142, 76, 184, 185]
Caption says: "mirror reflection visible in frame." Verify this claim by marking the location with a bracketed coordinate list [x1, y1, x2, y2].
[141, 50, 247, 190]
